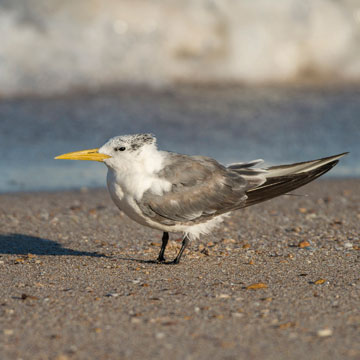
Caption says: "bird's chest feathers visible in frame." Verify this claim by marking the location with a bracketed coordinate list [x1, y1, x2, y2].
[106, 150, 171, 226]
[107, 149, 170, 199]
[109, 168, 170, 198]
[107, 167, 171, 227]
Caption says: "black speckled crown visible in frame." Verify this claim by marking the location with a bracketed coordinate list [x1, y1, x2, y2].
[108, 133, 156, 151]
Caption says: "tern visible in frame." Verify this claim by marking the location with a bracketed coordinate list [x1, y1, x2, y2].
[55, 134, 347, 264]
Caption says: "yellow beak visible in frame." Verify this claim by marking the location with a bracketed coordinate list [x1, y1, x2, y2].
[54, 148, 111, 162]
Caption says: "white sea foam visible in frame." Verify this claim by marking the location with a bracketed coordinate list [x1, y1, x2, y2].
[1, 0, 360, 96]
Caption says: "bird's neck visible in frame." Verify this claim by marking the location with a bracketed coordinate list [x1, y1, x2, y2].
[107, 146, 169, 200]
[126, 145, 165, 173]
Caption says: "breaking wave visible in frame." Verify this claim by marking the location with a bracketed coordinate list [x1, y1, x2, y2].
[1, 0, 360, 97]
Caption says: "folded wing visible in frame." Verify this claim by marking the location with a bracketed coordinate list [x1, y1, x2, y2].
[136, 152, 347, 225]
[136, 153, 266, 225]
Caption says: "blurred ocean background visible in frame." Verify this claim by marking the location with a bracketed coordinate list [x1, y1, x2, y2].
[1, 0, 360, 95]
[0, 0, 359, 192]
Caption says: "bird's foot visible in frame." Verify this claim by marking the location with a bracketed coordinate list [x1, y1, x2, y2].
[169, 257, 180, 265]
[156, 255, 166, 263]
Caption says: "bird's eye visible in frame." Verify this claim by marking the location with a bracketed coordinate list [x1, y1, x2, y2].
[115, 147, 126, 152]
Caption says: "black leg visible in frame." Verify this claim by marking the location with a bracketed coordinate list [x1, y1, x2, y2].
[157, 232, 169, 262]
[172, 236, 189, 264]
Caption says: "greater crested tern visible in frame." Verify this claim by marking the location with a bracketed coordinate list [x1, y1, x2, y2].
[55, 134, 347, 264]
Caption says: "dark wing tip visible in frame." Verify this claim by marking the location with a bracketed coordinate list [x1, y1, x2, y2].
[333, 151, 349, 157]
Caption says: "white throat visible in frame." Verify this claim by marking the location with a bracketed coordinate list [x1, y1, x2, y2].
[106, 145, 171, 201]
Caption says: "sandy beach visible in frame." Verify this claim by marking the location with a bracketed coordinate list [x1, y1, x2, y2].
[0, 179, 359, 360]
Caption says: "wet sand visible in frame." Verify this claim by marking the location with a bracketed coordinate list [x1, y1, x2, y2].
[0, 179, 359, 360]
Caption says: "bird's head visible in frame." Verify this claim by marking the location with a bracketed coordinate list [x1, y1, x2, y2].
[55, 134, 157, 170]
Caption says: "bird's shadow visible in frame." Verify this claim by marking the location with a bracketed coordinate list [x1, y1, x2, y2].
[0, 233, 106, 257]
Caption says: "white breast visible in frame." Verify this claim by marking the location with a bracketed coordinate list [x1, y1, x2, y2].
[106, 167, 173, 230]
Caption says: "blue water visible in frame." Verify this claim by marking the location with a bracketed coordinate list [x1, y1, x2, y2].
[0, 85, 359, 193]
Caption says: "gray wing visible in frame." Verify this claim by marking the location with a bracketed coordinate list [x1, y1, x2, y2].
[136, 153, 266, 225]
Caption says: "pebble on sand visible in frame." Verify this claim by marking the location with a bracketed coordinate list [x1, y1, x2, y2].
[317, 328, 333, 337]
[246, 283, 268, 290]
[314, 279, 326, 285]
[298, 240, 311, 248]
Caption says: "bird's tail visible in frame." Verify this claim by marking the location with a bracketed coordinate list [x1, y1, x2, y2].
[243, 152, 348, 207]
